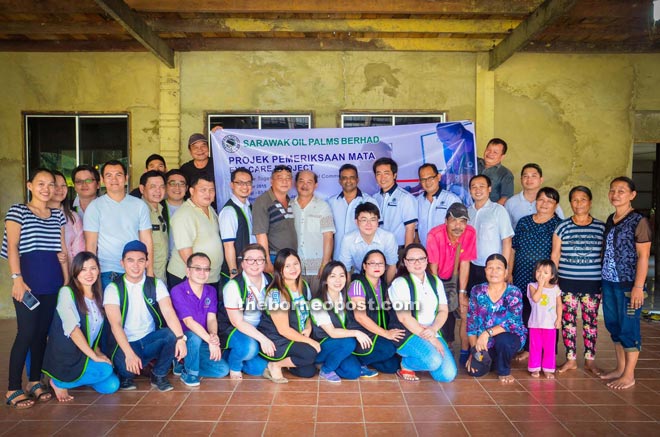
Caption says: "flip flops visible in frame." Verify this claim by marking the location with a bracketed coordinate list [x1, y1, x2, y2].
[263, 368, 288, 384]
[28, 382, 52, 403]
[5, 389, 35, 409]
[396, 369, 419, 381]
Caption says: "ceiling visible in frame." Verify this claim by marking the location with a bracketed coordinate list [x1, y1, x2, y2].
[0, 0, 658, 69]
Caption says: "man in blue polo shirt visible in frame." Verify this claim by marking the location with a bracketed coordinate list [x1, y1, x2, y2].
[371, 157, 417, 250]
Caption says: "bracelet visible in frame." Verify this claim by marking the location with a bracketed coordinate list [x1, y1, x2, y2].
[458, 289, 467, 294]
[633, 285, 644, 289]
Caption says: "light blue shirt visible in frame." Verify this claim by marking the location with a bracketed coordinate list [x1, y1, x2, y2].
[372, 184, 417, 246]
[327, 189, 379, 259]
[417, 189, 462, 246]
[339, 228, 399, 273]
[468, 200, 515, 266]
[504, 191, 564, 230]
[83, 194, 151, 273]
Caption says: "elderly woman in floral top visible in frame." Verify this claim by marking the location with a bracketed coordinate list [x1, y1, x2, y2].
[466, 254, 527, 383]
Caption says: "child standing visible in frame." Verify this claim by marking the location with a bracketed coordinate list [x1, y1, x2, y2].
[527, 259, 562, 378]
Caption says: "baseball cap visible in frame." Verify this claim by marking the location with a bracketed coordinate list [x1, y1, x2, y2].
[188, 133, 208, 147]
[468, 346, 492, 377]
[446, 202, 469, 220]
[122, 240, 148, 258]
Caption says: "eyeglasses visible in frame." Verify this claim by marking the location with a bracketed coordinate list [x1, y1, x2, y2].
[189, 266, 211, 273]
[157, 215, 167, 233]
[405, 257, 427, 264]
[358, 217, 379, 224]
[366, 262, 385, 267]
[74, 178, 96, 185]
[244, 258, 266, 265]
[233, 181, 253, 187]
[168, 181, 186, 187]
[419, 175, 438, 184]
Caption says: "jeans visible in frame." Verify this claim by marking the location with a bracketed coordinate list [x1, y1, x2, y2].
[602, 280, 642, 351]
[184, 331, 229, 378]
[355, 337, 400, 374]
[315, 338, 361, 379]
[397, 335, 457, 382]
[51, 360, 119, 394]
[113, 328, 176, 379]
[225, 330, 268, 376]
[489, 332, 521, 377]
[101, 271, 123, 291]
[528, 328, 556, 373]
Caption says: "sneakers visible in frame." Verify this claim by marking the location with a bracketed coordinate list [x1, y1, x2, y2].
[319, 369, 341, 383]
[359, 366, 378, 378]
[119, 378, 137, 391]
[150, 374, 174, 392]
[172, 359, 183, 376]
[180, 370, 200, 387]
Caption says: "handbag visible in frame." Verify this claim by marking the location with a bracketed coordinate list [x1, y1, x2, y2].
[443, 242, 461, 313]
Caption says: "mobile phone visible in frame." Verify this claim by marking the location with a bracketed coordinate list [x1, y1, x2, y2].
[22, 290, 40, 310]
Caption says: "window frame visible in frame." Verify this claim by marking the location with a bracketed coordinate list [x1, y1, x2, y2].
[206, 112, 313, 132]
[340, 112, 447, 128]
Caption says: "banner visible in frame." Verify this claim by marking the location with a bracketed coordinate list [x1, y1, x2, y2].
[211, 121, 476, 208]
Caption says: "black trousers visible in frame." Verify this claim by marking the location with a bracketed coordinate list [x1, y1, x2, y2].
[8, 293, 57, 390]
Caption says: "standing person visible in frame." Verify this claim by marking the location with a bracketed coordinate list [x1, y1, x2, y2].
[129, 154, 168, 198]
[167, 174, 223, 289]
[71, 164, 100, 219]
[218, 244, 272, 380]
[427, 203, 477, 363]
[416, 163, 461, 246]
[505, 163, 564, 229]
[164, 169, 187, 251]
[511, 187, 562, 361]
[600, 177, 652, 390]
[477, 138, 514, 205]
[310, 261, 368, 382]
[3, 168, 68, 408]
[327, 164, 379, 259]
[346, 250, 404, 375]
[551, 186, 605, 375]
[467, 174, 514, 292]
[139, 170, 168, 284]
[49, 170, 84, 264]
[103, 241, 187, 392]
[389, 244, 457, 382]
[84, 160, 153, 289]
[338, 203, 398, 283]
[43, 252, 119, 402]
[527, 260, 562, 379]
[170, 253, 229, 387]
[253, 165, 297, 274]
[219, 167, 256, 280]
[372, 157, 417, 250]
[292, 170, 335, 292]
[466, 254, 527, 383]
[180, 133, 216, 209]
[258, 249, 319, 383]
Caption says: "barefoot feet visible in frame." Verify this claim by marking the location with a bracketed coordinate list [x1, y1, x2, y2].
[499, 374, 515, 384]
[49, 379, 73, 402]
[557, 360, 578, 373]
[607, 376, 635, 390]
[600, 368, 624, 380]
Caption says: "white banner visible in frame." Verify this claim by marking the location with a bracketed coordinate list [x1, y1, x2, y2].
[211, 121, 476, 208]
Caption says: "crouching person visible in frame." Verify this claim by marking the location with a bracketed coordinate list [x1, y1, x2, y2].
[43, 252, 119, 401]
[170, 252, 229, 386]
[104, 240, 187, 392]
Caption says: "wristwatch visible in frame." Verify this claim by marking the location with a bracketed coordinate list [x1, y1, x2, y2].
[230, 268, 238, 276]
[11, 273, 21, 279]
[176, 334, 187, 342]
[487, 328, 494, 337]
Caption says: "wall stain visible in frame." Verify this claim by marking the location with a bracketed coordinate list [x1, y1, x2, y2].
[363, 63, 400, 97]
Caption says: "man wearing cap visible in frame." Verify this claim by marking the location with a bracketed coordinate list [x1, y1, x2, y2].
[103, 240, 187, 392]
[417, 163, 462, 246]
[427, 202, 477, 362]
[181, 133, 216, 209]
[252, 165, 297, 274]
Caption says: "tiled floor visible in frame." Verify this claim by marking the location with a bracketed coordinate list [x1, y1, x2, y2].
[0, 318, 659, 436]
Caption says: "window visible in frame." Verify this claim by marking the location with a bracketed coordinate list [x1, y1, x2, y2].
[341, 113, 446, 128]
[208, 114, 312, 131]
[25, 114, 129, 184]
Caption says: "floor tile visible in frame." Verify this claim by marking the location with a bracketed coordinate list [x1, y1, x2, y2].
[544, 404, 606, 422]
[445, 390, 496, 405]
[3, 421, 68, 435]
[403, 391, 451, 406]
[229, 390, 275, 405]
[182, 391, 231, 406]
[52, 420, 116, 436]
[263, 421, 315, 437]
[489, 391, 541, 406]
[159, 420, 216, 436]
[562, 421, 625, 436]
[359, 380, 401, 392]
[528, 389, 584, 405]
[315, 422, 366, 436]
[316, 405, 364, 422]
[105, 420, 166, 436]
[573, 390, 630, 405]
[409, 405, 460, 422]
[212, 421, 266, 436]
[463, 421, 520, 436]
[512, 420, 572, 436]
[500, 405, 556, 422]
[363, 406, 412, 422]
[221, 405, 270, 421]
[136, 391, 189, 406]
[361, 391, 405, 406]
[75, 405, 132, 421]
[94, 391, 146, 405]
[364, 422, 416, 436]
[318, 379, 359, 392]
[454, 405, 509, 422]
[272, 390, 317, 406]
[415, 422, 468, 437]
[610, 421, 660, 436]
[269, 405, 316, 422]
[318, 391, 362, 406]
[589, 405, 654, 422]
[171, 404, 223, 421]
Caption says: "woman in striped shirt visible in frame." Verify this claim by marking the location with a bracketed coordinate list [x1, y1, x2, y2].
[2, 168, 68, 409]
[551, 186, 605, 375]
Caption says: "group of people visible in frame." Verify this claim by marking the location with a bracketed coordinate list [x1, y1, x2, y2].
[2, 134, 651, 409]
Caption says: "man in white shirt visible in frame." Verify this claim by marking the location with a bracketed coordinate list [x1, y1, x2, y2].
[505, 163, 564, 229]
[103, 240, 187, 392]
[417, 163, 462, 246]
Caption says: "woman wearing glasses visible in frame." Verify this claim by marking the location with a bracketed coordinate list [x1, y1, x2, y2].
[389, 244, 457, 382]
[346, 250, 405, 376]
[218, 244, 274, 380]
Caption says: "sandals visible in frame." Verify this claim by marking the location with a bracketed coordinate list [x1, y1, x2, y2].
[28, 382, 52, 403]
[5, 389, 35, 409]
[263, 368, 288, 384]
[396, 369, 419, 382]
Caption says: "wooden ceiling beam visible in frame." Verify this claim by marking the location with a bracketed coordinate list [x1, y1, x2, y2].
[0, 22, 125, 35]
[147, 17, 521, 34]
[91, 0, 175, 67]
[522, 40, 660, 53]
[488, 0, 577, 70]
[125, 0, 541, 15]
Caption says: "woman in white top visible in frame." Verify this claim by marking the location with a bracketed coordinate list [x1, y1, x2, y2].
[389, 243, 457, 382]
[42, 252, 119, 401]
